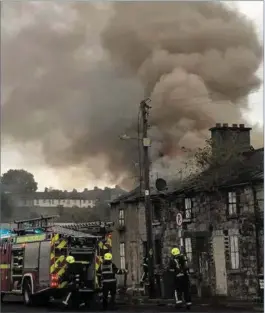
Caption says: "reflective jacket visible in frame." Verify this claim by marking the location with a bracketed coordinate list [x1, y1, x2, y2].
[99, 260, 124, 284]
[169, 254, 189, 276]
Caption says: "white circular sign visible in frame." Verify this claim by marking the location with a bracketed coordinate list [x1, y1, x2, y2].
[176, 213, 183, 226]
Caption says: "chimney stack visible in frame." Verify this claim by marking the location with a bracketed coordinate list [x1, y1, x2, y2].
[209, 123, 252, 156]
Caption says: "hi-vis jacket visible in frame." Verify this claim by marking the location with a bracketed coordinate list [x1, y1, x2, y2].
[98, 261, 124, 284]
[169, 254, 189, 277]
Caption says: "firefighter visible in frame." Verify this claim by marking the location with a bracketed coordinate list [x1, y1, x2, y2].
[169, 247, 192, 308]
[62, 255, 81, 307]
[140, 256, 149, 287]
[99, 252, 125, 310]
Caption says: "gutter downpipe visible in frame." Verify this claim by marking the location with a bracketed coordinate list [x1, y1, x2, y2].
[251, 184, 263, 302]
[251, 184, 261, 274]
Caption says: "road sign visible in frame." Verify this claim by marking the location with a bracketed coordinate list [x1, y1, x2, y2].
[176, 213, 183, 226]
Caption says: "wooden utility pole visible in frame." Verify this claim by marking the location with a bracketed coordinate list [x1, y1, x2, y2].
[140, 99, 155, 298]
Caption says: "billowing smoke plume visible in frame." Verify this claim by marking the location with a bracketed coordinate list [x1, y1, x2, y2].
[2, 2, 262, 188]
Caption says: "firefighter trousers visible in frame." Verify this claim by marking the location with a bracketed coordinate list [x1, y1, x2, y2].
[140, 271, 148, 286]
[174, 275, 192, 304]
[102, 281, 116, 309]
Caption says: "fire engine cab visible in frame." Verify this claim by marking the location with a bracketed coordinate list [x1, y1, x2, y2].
[0, 215, 114, 307]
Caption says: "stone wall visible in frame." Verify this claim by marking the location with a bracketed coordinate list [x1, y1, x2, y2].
[169, 183, 264, 299]
[110, 181, 263, 300]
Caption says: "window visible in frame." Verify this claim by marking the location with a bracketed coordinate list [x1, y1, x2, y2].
[230, 235, 239, 269]
[184, 198, 192, 219]
[228, 191, 237, 215]
[120, 242, 126, 269]
[119, 209, 125, 226]
[36, 199, 39, 205]
[184, 237, 192, 263]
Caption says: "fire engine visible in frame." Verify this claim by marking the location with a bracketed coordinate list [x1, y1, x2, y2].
[0, 215, 113, 307]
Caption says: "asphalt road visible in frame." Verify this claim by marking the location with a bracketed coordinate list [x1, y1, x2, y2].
[1, 296, 257, 313]
[2, 303, 257, 313]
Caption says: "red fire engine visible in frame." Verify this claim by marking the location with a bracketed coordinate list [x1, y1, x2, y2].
[0, 215, 113, 307]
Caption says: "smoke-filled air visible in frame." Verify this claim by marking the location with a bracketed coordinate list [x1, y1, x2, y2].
[2, 2, 263, 189]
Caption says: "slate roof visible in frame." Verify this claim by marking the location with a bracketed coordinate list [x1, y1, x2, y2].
[177, 147, 264, 194]
[111, 148, 264, 204]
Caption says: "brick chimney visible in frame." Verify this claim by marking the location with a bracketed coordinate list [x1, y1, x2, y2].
[209, 123, 252, 156]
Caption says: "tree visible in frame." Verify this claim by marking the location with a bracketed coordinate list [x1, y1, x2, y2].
[1, 169, 38, 193]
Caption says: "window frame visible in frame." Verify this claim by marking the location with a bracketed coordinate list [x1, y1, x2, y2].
[184, 237, 192, 263]
[118, 209, 125, 227]
[119, 242, 126, 269]
[227, 190, 239, 216]
[184, 198, 193, 220]
[229, 235, 240, 270]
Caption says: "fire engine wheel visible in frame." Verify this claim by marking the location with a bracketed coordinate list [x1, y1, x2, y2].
[23, 280, 35, 306]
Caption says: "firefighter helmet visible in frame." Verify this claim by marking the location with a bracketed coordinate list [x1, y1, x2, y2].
[66, 255, 75, 264]
[104, 252, 112, 261]
[171, 247, 180, 256]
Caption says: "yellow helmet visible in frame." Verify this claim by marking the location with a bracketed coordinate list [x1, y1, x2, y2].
[66, 255, 75, 264]
[171, 247, 180, 256]
[104, 252, 112, 261]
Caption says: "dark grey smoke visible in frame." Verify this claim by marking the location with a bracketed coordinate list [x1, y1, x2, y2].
[2, 2, 263, 188]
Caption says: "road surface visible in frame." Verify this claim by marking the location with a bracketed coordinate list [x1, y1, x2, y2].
[2, 303, 257, 313]
[1, 296, 259, 313]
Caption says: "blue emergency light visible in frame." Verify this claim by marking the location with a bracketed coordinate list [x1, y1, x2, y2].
[0, 228, 14, 238]
[24, 228, 45, 234]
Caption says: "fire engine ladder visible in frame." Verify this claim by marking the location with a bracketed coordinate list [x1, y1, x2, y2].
[57, 221, 114, 234]
[51, 225, 99, 238]
[13, 215, 59, 234]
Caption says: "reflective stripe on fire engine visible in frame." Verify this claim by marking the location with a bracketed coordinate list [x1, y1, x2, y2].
[58, 281, 68, 288]
[98, 240, 109, 251]
[95, 256, 102, 271]
[51, 233, 59, 244]
[57, 240, 67, 249]
[57, 264, 67, 277]
[0, 264, 10, 269]
[50, 255, 65, 273]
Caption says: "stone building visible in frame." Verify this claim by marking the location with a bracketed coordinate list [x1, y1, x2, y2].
[110, 123, 264, 300]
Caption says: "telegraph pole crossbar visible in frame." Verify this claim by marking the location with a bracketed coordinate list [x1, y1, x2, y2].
[140, 99, 155, 298]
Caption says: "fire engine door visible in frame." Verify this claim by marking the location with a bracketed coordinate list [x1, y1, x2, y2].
[39, 241, 51, 289]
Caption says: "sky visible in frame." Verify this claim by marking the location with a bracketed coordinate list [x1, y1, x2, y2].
[1, 1, 264, 191]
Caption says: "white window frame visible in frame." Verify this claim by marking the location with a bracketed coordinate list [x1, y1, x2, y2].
[184, 198, 192, 219]
[230, 235, 239, 269]
[120, 242, 126, 269]
[228, 191, 237, 215]
[184, 237, 192, 263]
[119, 209, 125, 226]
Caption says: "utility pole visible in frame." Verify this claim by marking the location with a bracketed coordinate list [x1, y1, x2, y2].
[140, 99, 155, 298]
